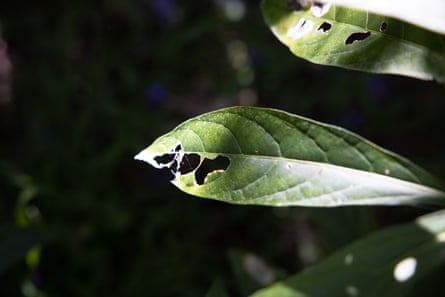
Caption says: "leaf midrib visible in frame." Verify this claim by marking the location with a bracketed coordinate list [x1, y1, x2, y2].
[183, 151, 444, 196]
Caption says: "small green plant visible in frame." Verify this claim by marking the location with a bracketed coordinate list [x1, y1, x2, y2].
[136, 1, 445, 296]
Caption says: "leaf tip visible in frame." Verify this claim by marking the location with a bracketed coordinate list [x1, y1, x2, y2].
[134, 149, 149, 162]
[134, 148, 162, 169]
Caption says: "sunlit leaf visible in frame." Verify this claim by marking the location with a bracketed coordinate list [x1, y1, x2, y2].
[135, 106, 445, 207]
[332, 0, 445, 35]
[261, 0, 445, 83]
[249, 209, 445, 297]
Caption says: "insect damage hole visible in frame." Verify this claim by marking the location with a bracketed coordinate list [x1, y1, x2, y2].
[154, 153, 176, 166]
[152, 145, 202, 180]
[195, 156, 230, 185]
[317, 21, 331, 32]
[345, 31, 371, 45]
[179, 153, 201, 174]
[286, 0, 308, 11]
[380, 21, 388, 32]
[153, 153, 179, 180]
[153, 143, 184, 172]
[311, 0, 331, 17]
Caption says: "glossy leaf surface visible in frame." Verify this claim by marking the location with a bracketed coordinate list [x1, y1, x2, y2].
[135, 106, 445, 207]
[250, 210, 445, 297]
[261, 0, 445, 83]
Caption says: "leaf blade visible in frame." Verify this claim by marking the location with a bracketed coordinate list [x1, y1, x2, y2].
[249, 210, 445, 297]
[261, 0, 445, 83]
[332, 0, 445, 35]
[135, 106, 445, 207]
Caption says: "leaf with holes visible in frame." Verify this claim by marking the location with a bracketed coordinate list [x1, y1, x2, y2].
[331, 0, 445, 35]
[261, 0, 445, 83]
[135, 106, 445, 207]
[249, 209, 445, 297]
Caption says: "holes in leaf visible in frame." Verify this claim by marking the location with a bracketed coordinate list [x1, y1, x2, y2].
[155, 144, 230, 185]
[154, 144, 184, 173]
[285, 0, 331, 16]
[154, 153, 176, 166]
[286, 0, 307, 11]
[154, 154, 178, 177]
[317, 21, 331, 32]
[195, 156, 230, 185]
[345, 31, 371, 45]
[380, 21, 388, 32]
[311, 0, 331, 17]
[179, 153, 201, 174]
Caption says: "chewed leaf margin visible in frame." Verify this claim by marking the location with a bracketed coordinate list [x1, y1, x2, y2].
[135, 106, 445, 207]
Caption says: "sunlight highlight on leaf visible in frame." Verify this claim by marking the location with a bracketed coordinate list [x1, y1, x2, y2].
[135, 106, 445, 207]
[261, 0, 445, 84]
[250, 210, 445, 297]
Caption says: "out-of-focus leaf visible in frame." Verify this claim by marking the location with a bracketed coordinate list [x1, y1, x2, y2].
[261, 0, 445, 83]
[229, 249, 277, 296]
[0, 225, 43, 274]
[306, 207, 378, 253]
[250, 210, 445, 297]
[205, 279, 229, 297]
[135, 106, 445, 207]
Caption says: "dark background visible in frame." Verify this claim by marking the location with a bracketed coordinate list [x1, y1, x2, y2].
[1, 1, 444, 296]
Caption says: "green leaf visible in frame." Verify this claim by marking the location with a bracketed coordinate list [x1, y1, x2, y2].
[332, 0, 445, 35]
[229, 249, 277, 295]
[135, 106, 445, 207]
[249, 209, 445, 297]
[205, 279, 229, 297]
[261, 0, 445, 84]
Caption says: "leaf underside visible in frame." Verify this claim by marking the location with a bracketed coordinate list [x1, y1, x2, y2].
[135, 106, 445, 207]
[261, 0, 445, 84]
[249, 209, 445, 297]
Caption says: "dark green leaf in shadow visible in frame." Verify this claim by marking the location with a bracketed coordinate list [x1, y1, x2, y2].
[229, 249, 277, 296]
[205, 279, 229, 297]
[250, 209, 445, 297]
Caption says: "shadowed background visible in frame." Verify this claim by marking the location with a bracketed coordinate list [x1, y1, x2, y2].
[1, 0, 444, 296]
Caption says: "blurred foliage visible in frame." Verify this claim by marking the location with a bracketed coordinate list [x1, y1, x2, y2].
[0, 0, 444, 296]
